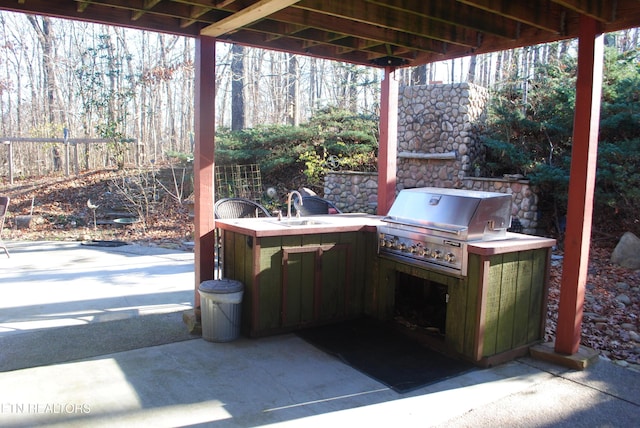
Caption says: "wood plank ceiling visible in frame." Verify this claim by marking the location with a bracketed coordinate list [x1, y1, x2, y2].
[1, 1, 639, 67]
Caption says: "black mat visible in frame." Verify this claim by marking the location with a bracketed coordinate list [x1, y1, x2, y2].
[297, 318, 475, 393]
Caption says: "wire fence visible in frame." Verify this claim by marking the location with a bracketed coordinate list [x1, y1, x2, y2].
[214, 164, 263, 202]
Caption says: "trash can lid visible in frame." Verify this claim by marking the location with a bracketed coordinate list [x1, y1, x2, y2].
[199, 279, 244, 294]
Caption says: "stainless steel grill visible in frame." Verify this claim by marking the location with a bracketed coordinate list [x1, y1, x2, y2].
[378, 187, 513, 276]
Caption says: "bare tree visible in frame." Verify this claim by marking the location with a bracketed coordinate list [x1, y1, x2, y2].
[231, 44, 245, 130]
[27, 15, 66, 169]
[467, 55, 477, 83]
[287, 53, 299, 126]
[411, 64, 427, 85]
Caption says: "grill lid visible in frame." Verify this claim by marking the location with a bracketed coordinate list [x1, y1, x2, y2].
[383, 187, 513, 241]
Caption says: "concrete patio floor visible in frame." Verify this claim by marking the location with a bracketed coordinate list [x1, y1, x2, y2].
[0, 241, 638, 427]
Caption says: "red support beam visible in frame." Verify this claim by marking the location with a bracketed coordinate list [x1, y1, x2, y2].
[555, 16, 603, 355]
[377, 66, 398, 215]
[193, 36, 217, 311]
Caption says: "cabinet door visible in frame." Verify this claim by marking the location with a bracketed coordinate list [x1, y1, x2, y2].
[281, 242, 351, 328]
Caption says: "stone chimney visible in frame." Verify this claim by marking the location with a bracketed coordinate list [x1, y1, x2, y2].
[396, 82, 489, 190]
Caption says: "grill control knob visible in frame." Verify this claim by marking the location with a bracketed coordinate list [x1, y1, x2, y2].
[445, 253, 456, 263]
[431, 250, 442, 259]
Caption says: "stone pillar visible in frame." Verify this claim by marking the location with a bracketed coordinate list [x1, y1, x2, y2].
[396, 82, 488, 190]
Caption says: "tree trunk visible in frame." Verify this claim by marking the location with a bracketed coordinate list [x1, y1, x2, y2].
[27, 16, 60, 125]
[287, 53, 299, 126]
[412, 64, 427, 85]
[467, 55, 477, 83]
[349, 66, 358, 112]
[181, 37, 194, 154]
[231, 43, 245, 130]
[309, 58, 317, 110]
[450, 58, 455, 83]
[494, 51, 503, 83]
[27, 15, 64, 171]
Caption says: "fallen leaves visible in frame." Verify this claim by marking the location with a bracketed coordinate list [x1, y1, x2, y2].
[2, 168, 194, 249]
[546, 246, 640, 367]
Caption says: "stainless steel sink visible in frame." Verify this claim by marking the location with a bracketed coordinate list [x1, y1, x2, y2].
[266, 218, 327, 227]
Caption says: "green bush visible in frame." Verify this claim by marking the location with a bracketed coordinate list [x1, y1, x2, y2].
[215, 107, 379, 193]
[483, 47, 640, 237]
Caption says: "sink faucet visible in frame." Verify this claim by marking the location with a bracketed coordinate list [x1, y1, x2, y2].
[287, 191, 303, 219]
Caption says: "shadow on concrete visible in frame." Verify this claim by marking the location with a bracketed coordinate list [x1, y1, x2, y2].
[0, 242, 639, 427]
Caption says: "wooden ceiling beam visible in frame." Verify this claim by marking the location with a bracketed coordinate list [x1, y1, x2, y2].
[225, 27, 409, 66]
[251, 21, 327, 41]
[334, 38, 375, 55]
[172, 0, 237, 7]
[180, 5, 214, 28]
[4, 0, 640, 68]
[364, 44, 414, 60]
[222, 29, 378, 65]
[132, 0, 163, 21]
[77, 1, 90, 13]
[552, 0, 617, 23]
[262, 22, 310, 41]
[457, 0, 565, 33]
[367, 0, 521, 40]
[212, 0, 240, 7]
[248, 20, 431, 60]
[269, 8, 448, 55]
[73, 0, 209, 23]
[200, 0, 300, 37]
[296, 0, 480, 48]
[0, 0, 204, 36]
[327, 36, 396, 56]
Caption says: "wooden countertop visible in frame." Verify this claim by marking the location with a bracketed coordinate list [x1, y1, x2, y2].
[216, 215, 556, 254]
[215, 213, 385, 237]
[468, 233, 556, 256]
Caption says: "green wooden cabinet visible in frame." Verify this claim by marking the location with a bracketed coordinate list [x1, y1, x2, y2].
[374, 247, 551, 366]
[221, 224, 552, 367]
[470, 249, 549, 363]
[221, 230, 376, 337]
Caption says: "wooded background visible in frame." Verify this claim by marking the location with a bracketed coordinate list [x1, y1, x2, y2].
[0, 11, 637, 179]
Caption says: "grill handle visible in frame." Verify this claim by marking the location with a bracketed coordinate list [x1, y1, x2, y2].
[382, 217, 467, 236]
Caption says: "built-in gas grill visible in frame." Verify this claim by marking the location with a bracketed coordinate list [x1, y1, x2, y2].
[378, 187, 513, 277]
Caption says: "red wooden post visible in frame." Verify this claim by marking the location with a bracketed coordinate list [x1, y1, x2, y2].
[377, 66, 398, 215]
[555, 17, 604, 355]
[193, 36, 217, 311]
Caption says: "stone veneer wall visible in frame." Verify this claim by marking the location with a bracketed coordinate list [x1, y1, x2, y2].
[324, 172, 540, 234]
[323, 171, 378, 214]
[322, 82, 540, 234]
[397, 82, 488, 189]
[459, 177, 539, 234]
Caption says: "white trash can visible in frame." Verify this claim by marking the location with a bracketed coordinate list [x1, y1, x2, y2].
[198, 279, 244, 342]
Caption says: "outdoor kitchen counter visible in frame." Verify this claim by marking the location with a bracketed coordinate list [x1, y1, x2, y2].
[468, 232, 556, 256]
[216, 213, 381, 337]
[214, 213, 384, 237]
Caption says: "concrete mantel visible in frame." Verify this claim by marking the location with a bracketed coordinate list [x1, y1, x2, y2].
[398, 151, 457, 160]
